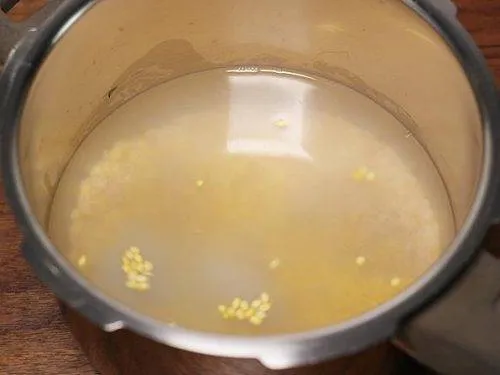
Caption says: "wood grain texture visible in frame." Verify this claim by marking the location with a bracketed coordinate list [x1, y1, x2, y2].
[1, 0, 500, 374]
[3, 0, 47, 22]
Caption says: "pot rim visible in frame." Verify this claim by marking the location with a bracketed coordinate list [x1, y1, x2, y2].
[1, 0, 499, 368]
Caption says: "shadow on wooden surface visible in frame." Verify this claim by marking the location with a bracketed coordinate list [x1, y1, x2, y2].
[2, 0, 47, 22]
[61, 304, 433, 375]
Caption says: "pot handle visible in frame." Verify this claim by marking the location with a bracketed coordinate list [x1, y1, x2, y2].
[398, 252, 500, 375]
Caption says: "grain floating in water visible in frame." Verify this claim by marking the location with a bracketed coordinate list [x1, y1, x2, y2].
[218, 293, 272, 326]
[122, 246, 154, 291]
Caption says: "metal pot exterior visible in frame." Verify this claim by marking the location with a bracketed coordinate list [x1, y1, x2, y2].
[1, 0, 499, 370]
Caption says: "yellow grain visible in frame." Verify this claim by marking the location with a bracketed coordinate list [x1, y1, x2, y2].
[274, 119, 288, 129]
[77, 255, 87, 267]
[232, 298, 242, 309]
[250, 316, 263, 326]
[135, 282, 151, 291]
[236, 310, 246, 320]
[219, 294, 271, 325]
[251, 300, 261, 308]
[269, 258, 281, 269]
[226, 307, 236, 317]
[390, 277, 401, 287]
[136, 263, 146, 273]
[352, 167, 368, 181]
[126, 279, 138, 289]
[366, 172, 376, 181]
[129, 246, 140, 254]
[260, 293, 270, 303]
[133, 275, 149, 283]
[123, 246, 153, 292]
[255, 310, 267, 320]
[355, 256, 366, 266]
[259, 303, 271, 312]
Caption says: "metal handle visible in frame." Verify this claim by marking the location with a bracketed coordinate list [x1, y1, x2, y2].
[0, 0, 62, 63]
[399, 252, 500, 375]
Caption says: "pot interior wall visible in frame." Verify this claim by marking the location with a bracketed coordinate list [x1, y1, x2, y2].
[18, 0, 483, 231]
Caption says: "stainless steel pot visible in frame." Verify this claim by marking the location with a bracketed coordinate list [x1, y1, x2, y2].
[1, 1, 500, 374]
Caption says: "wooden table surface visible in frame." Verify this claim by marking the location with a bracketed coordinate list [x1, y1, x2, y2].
[2, 0, 500, 374]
